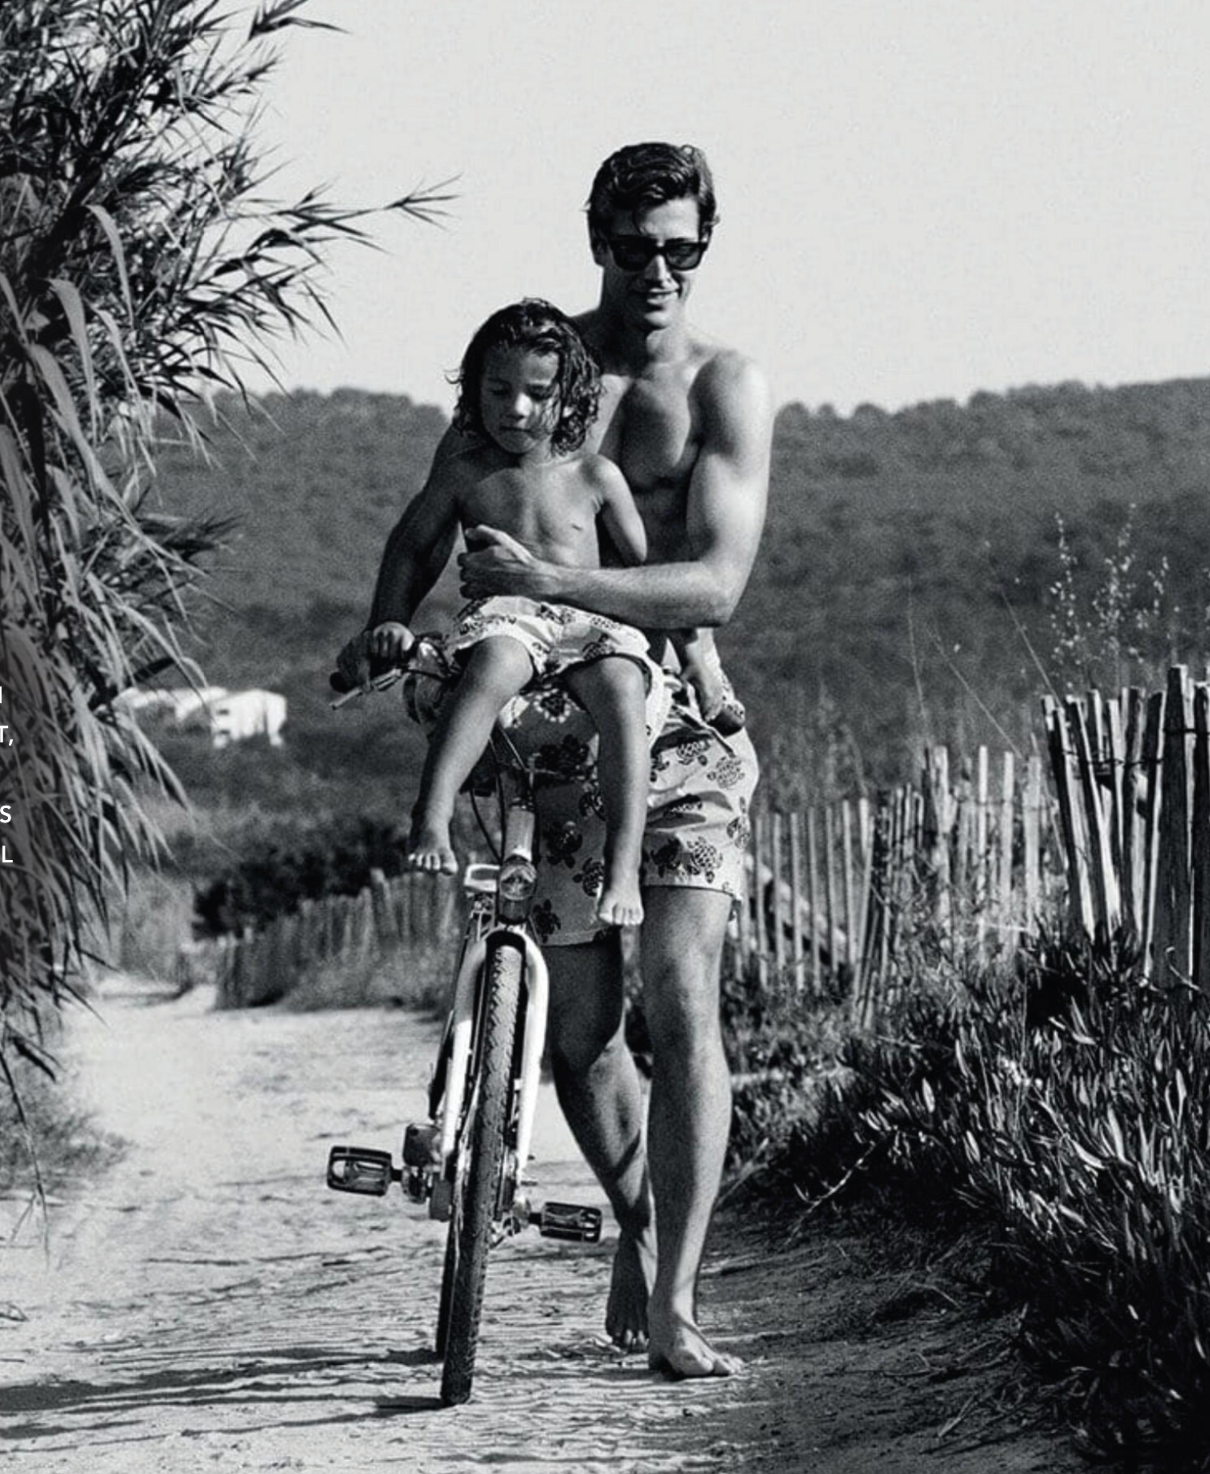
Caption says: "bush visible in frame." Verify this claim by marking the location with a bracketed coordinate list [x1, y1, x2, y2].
[766, 931, 1210, 1470]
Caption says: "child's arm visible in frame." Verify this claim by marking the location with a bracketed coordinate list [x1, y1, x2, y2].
[337, 461, 464, 687]
[591, 458, 647, 568]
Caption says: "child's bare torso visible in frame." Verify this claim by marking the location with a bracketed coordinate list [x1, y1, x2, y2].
[448, 448, 607, 571]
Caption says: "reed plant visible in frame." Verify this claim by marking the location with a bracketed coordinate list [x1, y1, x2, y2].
[0, 1, 445, 1098]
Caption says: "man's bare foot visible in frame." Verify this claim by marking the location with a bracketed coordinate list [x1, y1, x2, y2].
[605, 1230, 656, 1351]
[595, 872, 644, 928]
[648, 1310, 742, 1379]
[406, 818, 458, 874]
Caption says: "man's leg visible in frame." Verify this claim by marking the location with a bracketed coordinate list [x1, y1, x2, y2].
[544, 934, 656, 1350]
[640, 886, 740, 1378]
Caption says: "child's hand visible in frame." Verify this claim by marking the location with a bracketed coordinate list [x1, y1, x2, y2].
[336, 623, 415, 691]
[366, 622, 416, 666]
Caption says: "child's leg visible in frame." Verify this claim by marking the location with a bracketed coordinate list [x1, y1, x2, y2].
[563, 656, 650, 927]
[409, 636, 534, 872]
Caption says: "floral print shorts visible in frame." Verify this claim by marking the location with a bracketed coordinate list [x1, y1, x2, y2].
[444, 597, 670, 741]
[403, 630, 759, 947]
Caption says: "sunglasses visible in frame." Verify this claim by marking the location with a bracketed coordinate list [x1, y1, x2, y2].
[606, 235, 709, 271]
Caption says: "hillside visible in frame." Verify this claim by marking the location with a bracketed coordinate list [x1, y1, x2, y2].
[148, 378, 1210, 830]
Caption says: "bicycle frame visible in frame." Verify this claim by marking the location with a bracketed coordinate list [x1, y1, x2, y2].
[431, 810, 550, 1223]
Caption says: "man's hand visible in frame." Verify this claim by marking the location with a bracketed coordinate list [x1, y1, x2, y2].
[458, 525, 555, 602]
[336, 623, 416, 691]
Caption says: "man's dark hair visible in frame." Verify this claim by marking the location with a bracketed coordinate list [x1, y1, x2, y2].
[453, 299, 601, 455]
[586, 141, 718, 247]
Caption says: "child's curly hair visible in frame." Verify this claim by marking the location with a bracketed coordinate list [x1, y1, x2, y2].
[452, 299, 601, 454]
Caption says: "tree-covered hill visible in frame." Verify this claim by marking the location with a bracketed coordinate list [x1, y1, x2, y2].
[151, 378, 1210, 816]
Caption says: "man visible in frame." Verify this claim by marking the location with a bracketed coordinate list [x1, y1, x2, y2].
[339, 142, 772, 1379]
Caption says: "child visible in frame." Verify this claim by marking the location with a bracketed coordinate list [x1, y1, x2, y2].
[370, 299, 664, 928]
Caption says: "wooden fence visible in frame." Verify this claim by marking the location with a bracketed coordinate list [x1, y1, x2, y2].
[1044, 665, 1210, 991]
[189, 742, 1062, 1022]
[192, 670, 1207, 1015]
[727, 748, 1063, 1025]
[204, 868, 459, 1007]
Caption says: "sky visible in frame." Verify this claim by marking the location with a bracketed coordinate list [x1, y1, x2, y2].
[239, 0, 1210, 416]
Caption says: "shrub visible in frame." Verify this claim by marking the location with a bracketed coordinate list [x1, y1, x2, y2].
[768, 930, 1210, 1469]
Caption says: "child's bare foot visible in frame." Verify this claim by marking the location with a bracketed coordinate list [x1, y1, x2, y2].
[647, 1309, 742, 1380]
[596, 872, 644, 928]
[406, 817, 458, 874]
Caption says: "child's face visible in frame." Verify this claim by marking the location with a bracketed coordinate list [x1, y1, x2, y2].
[479, 346, 562, 453]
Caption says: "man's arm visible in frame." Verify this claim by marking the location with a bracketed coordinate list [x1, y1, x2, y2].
[459, 354, 772, 630]
[335, 458, 463, 687]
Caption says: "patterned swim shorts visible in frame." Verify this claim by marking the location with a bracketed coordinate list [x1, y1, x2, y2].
[445, 597, 671, 741]
[402, 640, 759, 947]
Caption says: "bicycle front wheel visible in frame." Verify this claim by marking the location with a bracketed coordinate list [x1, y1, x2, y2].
[439, 935, 522, 1406]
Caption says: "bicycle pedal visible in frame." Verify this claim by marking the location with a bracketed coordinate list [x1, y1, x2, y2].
[327, 1146, 396, 1196]
[402, 1122, 441, 1167]
[531, 1201, 603, 1243]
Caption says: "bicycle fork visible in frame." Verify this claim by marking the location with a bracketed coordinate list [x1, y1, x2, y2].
[326, 928, 601, 1245]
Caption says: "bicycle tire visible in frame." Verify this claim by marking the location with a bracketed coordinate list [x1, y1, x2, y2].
[439, 935, 522, 1406]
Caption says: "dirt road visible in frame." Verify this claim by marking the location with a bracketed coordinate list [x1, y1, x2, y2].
[1, 982, 1082, 1473]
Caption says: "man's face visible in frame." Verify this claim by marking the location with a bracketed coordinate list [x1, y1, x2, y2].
[593, 196, 707, 330]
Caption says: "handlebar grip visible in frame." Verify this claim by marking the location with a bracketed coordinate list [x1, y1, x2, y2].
[330, 656, 405, 696]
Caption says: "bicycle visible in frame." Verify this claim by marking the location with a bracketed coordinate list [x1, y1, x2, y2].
[323, 653, 603, 1406]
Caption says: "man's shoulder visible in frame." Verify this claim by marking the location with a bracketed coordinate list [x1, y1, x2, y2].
[688, 331, 767, 393]
[688, 337, 773, 429]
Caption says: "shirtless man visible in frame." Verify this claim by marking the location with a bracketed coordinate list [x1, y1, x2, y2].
[339, 142, 772, 1378]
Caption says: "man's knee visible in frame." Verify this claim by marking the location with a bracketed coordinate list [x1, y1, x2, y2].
[548, 1014, 631, 1084]
[545, 939, 627, 1075]
[639, 889, 729, 1054]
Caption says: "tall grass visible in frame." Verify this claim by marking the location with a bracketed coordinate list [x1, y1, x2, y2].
[748, 933, 1210, 1469]
[0, 1, 447, 1098]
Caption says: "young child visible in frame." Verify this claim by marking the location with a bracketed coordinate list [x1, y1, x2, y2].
[370, 299, 664, 928]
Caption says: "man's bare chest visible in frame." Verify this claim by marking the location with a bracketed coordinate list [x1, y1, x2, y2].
[594, 376, 700, 498]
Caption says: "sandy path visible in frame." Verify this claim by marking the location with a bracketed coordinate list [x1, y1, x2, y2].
[0, 983, 1083, 1473]
[0, 983, 756, 1472]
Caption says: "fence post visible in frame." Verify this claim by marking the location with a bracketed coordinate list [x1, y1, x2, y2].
[1192, 684, 1210, 995]
[974, 747, 989, 959]
[997, 750, 1015, 943]
[1139, 689, 1166, 976]
[841, 799, 856, 980]
[770, 811, 786, 980]
[824, 803, 838, 991]
[1153, 667, 1192, 987]
[856, 790, 892, 1029]
[1067, 695, 1121, 940]
[789, 810, 805, 993]
[1044, 696, 1095, 935]
[1121, 688, 1144, 937]
[1149, 669, 1190, 990]
[1023, 753, 1042, 927]
[920, 747, 952, 932]
[735, 826, 752, 977]
[752, 810, 769, 990]
[806, 807, 820, 995]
